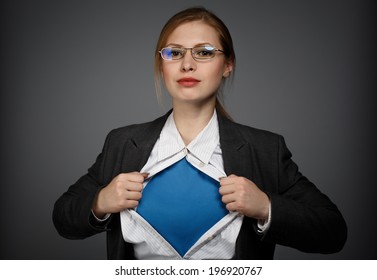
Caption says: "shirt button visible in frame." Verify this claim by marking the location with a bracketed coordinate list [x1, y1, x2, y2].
[198, 162, 205, 168]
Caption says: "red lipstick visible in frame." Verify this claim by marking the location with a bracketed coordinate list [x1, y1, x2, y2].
[177, 77, 200, 87]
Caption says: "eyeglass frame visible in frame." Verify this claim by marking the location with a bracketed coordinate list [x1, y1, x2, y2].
[158, 46, 224, 61]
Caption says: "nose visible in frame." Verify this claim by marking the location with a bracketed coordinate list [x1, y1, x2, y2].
[180, 50, 196, 72]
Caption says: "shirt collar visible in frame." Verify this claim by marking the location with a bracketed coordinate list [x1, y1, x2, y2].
[157, 110, 220, 165]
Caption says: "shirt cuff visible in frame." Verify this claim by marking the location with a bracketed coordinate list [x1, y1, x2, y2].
[91, 209, 111, 223]
[257, 202, 271, 233]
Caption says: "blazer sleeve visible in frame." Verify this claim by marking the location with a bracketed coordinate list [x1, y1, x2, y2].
[263, 135, 347, 254]
[52, 132, 112, 240]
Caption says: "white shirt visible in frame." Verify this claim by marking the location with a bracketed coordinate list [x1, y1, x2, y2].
[118, 111, 270, 259]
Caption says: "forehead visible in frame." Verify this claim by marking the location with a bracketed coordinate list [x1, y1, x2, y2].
[166, 21, 220, 47]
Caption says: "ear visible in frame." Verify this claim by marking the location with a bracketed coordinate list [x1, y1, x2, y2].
[223, 60, 234, 78]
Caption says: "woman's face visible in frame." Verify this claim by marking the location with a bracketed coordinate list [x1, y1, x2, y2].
[161, 21, 233, 106]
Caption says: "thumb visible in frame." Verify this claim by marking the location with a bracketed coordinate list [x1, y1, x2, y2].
[141, 172, 149, 179]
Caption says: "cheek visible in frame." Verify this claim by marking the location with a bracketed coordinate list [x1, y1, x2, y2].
[208, 63, 227, 83]
[161, 64, 175, 85]
[209, 59, 227, 77]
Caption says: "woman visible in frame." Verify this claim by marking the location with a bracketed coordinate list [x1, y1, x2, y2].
[53, 7, 347, 259]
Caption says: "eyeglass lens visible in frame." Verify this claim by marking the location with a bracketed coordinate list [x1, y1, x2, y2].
[160, 46, 217, 60]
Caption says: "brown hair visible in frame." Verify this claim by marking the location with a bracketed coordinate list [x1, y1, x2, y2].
[154, 7, 236, 119]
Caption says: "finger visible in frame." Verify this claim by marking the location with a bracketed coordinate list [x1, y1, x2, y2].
[124, 172, 148, 183]
[141, 172, 149, 178]
[225, 201, 240, 213]
[126, 190, 143, 201]
[125, 200, 139, 209]
[125, 182, 143, 192]
[219, 185, 236, 195]
[219, 174, 238, 186]
[221, 193, 236, 204]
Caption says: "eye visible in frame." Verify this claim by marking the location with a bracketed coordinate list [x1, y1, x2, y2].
[161, 48, 184, 60]
[170, 48, 184, 59]
[193, 46, 215, 58]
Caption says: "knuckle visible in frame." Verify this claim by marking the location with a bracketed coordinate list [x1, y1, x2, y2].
[235, 201, 243, 210]
[114, 181, 123, 189]
[116, 173, 127, 181]
[239, 189, 247, 197]
[115, 185, 125, 196]
[239, 177, 248, 184]
[131, 172, 144, 182]
[235, 184, 245, 192]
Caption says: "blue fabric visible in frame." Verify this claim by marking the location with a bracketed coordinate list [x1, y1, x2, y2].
[136, 158, 228, 256]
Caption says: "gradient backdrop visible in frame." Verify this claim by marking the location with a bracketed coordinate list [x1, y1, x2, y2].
[1, 0, 376, 259]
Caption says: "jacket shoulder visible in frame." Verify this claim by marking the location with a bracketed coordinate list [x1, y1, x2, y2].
[106, 112, 169, 143]
[108, 121, 155, 139]
[231, 121, 282, 145]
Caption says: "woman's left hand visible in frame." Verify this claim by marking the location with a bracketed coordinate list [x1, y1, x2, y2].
[219, 174, 270, 219]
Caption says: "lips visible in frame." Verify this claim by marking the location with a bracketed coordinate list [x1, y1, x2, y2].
[177, 77, 200, 87]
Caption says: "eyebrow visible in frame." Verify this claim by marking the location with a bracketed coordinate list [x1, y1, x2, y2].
[165, 42, 214, 47]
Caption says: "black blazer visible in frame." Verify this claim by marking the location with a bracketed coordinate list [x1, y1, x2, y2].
[53, 110, 347, 259]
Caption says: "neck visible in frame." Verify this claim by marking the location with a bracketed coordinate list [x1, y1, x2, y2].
[172, 100, 216, 146]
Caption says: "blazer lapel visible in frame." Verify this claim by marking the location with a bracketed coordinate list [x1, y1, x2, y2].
[218, 112, 254, 182]
[120, 110, 172, 174]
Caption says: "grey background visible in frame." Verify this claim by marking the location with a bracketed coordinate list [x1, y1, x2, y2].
[1, 0, 376, 259]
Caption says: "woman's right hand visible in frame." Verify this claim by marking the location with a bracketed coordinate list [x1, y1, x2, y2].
[92, 172, 148, 219]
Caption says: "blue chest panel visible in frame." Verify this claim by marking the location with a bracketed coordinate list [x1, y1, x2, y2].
[136, 158, 228, 256]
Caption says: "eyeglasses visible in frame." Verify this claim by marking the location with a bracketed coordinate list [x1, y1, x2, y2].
[159, 46, 224, 61]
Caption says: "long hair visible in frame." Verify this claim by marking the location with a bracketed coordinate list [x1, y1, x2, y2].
[154, 7, 236, 119]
